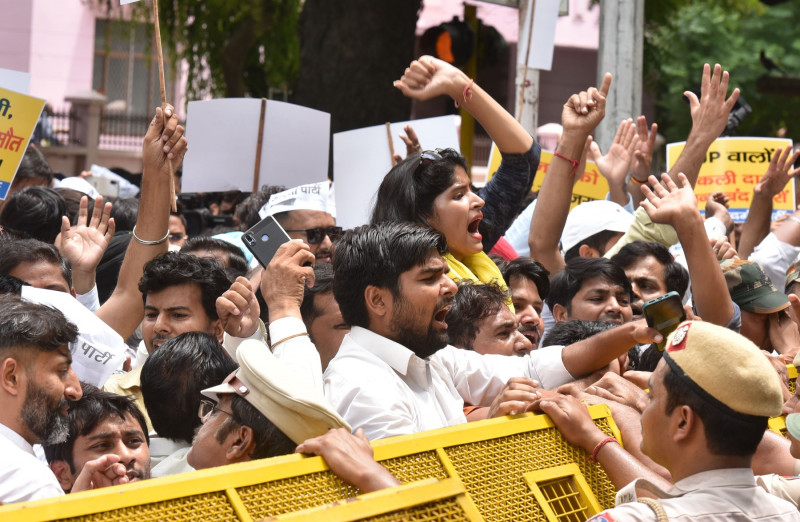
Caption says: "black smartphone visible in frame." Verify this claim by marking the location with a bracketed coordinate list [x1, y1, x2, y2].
[642, 291, 686, 352]
[242, 215, 291, 268]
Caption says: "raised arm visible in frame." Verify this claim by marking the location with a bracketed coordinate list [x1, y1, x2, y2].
[641, 173, 734, 326]
[588, 119, 639, 208]
[528, 74, 612, 275]
[394, 56, 532, 154]
[668, 64, 739, 188]
[56, 195, 115, 295]
[394, 56, 536, 249]
[738, 147, 800, 258]
[96, 106, 186, 338]
[628, 115, 658, 208]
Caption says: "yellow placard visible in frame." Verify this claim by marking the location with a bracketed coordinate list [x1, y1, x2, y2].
[666, 137, 795, 223]
[487, 144, 610, 210]
[0, 87, 45, 199]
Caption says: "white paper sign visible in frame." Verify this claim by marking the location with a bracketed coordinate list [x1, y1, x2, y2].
[333, 116, 460, 230]
[0, 67, 30, 94]
[21, 286, 126, 388]
[518, 0, 560, 71]
[182, 98, 330, 193]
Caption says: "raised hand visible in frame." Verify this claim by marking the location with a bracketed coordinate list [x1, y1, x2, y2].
[260, 240, 316, 321]
[589, 119, 639, 188]
[630, 115, 658, 182]
[561, 73, 612, 136]
[685, 63, 740, 143]
[755, 146, 800, 199]
[56, 195, 115, 294]
[393, 56, 465, 102]
[641, 172, 698, 227]
[392, 125, 422, 166]
[142, 105, 187, 177]
[216, 276, 261, 338]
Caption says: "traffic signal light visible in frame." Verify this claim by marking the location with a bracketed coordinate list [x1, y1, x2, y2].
[421, 17, 475, 66]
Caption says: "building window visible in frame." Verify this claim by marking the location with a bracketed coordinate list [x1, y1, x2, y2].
[92, 18, 174, 117]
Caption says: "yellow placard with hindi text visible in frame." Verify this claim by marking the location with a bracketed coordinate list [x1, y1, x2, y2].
[665, 137, 795, 223]
[487, 144, 610, 210]
[0, 87, 45, 199]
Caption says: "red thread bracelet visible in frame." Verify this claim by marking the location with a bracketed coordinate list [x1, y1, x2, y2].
[586, 437, 618, 462]
[553, 151, 580, 176]
[454, 78, 474, 108]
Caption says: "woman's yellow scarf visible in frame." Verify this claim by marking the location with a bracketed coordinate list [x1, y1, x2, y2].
[443, 252, 514, 312]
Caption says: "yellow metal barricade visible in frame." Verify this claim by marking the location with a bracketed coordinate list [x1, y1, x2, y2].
[789, 364, 797, 395]
[0, 405, 620, 522]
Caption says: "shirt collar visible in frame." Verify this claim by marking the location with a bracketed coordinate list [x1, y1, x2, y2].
[0, 421, 35, 456]
[348, 327, 431, 388]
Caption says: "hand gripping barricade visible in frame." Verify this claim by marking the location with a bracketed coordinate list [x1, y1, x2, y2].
[0, 405, 621, 522]
[768, 364, 797, 439]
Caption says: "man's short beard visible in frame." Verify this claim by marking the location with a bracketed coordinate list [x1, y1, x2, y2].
[390, 295, 449, 359]
[22, 383, 70, 445]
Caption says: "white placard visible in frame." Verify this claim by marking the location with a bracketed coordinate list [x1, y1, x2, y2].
[518, 0, 560, 71]
[182, 98, 330, 193]
[333, 116, 460, 230]
[21, 286, 126, 388]
[0, 67, 30, 94]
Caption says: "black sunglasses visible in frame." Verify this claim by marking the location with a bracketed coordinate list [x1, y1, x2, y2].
[284, 226, 343, 245]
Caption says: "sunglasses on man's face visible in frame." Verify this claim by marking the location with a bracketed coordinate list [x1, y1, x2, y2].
[283, 226, 343, 245]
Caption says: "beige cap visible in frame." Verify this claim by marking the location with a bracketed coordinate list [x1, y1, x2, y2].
[663, 321, 783, 418]
[202, 340, 350, 444]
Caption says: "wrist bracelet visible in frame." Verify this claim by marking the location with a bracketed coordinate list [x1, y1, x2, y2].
[132, 225, 169, 245]
[788, 216, 800, 226]
[270, 332, 309, 351]
[630, 176, 648, 186]
[454, 78, 474, 108]
[586, 436, 618, 462]
[553, 151, 580, 176]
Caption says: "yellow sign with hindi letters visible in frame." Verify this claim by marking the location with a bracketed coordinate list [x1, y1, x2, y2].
[487, 144, 610, 210]
[0, 87, 45, 199]
[665, 137, 795, 223]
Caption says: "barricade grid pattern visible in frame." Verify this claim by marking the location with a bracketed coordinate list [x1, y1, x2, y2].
[365, 497, 472, 522]
[538, 477, 589, 522]
[443, 421, 616, 521]
[59, 491, 236, 522]
[237, 451, 448, 519]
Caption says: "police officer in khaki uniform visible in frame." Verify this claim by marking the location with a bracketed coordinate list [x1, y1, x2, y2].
[538, 320, 800, 521]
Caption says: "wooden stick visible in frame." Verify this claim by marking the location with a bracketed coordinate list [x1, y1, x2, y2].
[385, 122, 396, 164]
[253, 98, 267, 193]
[152, 0, 177, 211]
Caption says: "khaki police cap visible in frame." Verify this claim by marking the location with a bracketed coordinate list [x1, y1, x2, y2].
[663, 321, 783, 418]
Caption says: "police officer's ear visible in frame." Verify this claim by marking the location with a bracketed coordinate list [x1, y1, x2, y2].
[225, 424, 255, 464]
[671, 404, 697, 443]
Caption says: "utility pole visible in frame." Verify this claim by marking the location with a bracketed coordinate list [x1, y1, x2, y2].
[514, 0, 539, 136]
[595, 0, 644, 152]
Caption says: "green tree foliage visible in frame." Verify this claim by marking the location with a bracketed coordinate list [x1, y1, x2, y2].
[89, 0, 301, 99]
[644, 0, 800, 141]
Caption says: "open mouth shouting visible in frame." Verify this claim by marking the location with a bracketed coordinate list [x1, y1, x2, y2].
[467, 213, 483, 241]
[519, 326, 540, 348]
[434, 303, 452, 330]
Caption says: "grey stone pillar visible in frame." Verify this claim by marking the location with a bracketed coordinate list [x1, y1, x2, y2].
[65, 89, 106, 171]
[595, 0, 643, 152]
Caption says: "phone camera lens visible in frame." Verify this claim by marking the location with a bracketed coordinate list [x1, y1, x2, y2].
[244, 234, 255, 246]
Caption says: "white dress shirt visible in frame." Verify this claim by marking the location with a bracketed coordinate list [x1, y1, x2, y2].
[592, 468, 800, 521]
[324, 326, 572, 441]
[0, 422, 64, 504]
